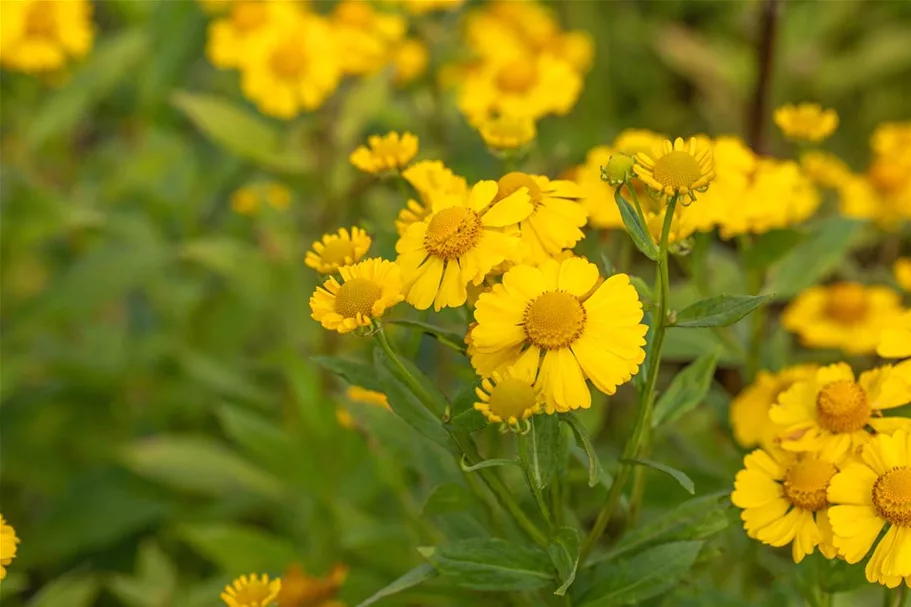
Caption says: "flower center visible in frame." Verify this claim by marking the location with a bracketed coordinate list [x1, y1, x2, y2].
[823, 283, 869, 324]
[495, 60, 537, 94]
[652, 150, 702, 190]
[782, 458, 837, 511]
[233, 582, 274, 607]
[231, 2, 268, 33]
[873, 467, 911, 527]
[816, 380, 871, 433]
[320, 239, 357, 267]
[523, 291, 586, 350]
[25, 5, 56, 38]
[423, 206, 482, 259]
[488, 377, 537, 421]
[335, 1, 373, 28]
[496, 172, 541, 207]
[270, 40, 308, 79]
[334, 278, 382, 319]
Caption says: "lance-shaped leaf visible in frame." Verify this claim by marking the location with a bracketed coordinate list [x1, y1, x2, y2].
[528, 414, 561, 489]
[672, 294, 770, 328]
[419, 539, 555, 591]
[621, 458, 695, 495]
[355, 564, 437, 607]
[652, 350, 719, 427]
[561, 413, 602, 487]
[614, 189, 659, 260]
[548, 527, 581, 596]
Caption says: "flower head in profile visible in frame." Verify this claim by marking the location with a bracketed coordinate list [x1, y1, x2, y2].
[277, 563, 347, 607]
[475, 364, 544, 429]
[634, 137, 714, 202]
[732, 448, 840, 563]
[827, 429, 911, 587]
[221, 573, 281, 607]
[470, 257, 647, 412]
[770, 362, 911, 461]
[395, 161, 468, 235]
[310, 258, 404, 334]
[350, 132, 419, 175]
[395, 180, 533, 310]
[305, 227, 371, 274]
[774, 103, 838, 142]
[478, 114, 537, 152]
[878, 311, 911, 360]
[1, 514, 20, 581]
[0, 0, 94, 73]
[781, 282, 905, 355]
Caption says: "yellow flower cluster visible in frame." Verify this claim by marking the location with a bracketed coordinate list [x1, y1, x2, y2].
[774, 103, 839, 143]
[230, 182, 292, 215]
[0, 0, 94, 74]
[219, 563, 347, 607]
[1, 514, 20, 580]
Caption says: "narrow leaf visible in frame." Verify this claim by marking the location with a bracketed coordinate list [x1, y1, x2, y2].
[422, 484, 476, 517]
[179, 523, 298, 572]
[621, 458, 695, 494]
[460, 457, 522, 473]
[673, 294, 770, 328]
[420, 539, 555, 591]
[614, 189, 659, 260]
[561, 413, 602, 487]
[355, 564, 437, 607]
[446, 383, 487, 434]
[652, 350, 719, 427]
[528, 414, 560, 489]
[386, 319, 467, 353]
[743, 229, 804, 270]
[548, 527, 580, 596]
[311, 355, 384, 393]
[28, 573, 100, 607]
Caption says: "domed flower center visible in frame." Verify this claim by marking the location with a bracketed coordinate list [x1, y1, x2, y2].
[334, 278, 382, 319]
[488, 377, 537, 421]
[873, 467, 911, 527]
[320, 239, 357, 267]
[524, 291, 586, 350]
[232, 2, 268, 33]
[869, 160, 905, 195]
[816, 380, 871, 433]
[270, 40, 308, 79]
[824, 283, 869, 324]
[652, 151, 702, 190]
[335, 1, 373, 28]
[496, 172, 541, 206]
[25, 5, 57, 38]
[496, 60, 538, 94]
[782, 458, 837, 511]
[424, 206, 482, 259]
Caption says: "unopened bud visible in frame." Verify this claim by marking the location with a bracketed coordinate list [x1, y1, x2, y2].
[601, 153, 635, 186]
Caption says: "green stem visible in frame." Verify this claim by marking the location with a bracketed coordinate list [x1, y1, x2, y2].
[580, 195, 679, 562]
[517, 432, 553, 527]
[738, 237, 767, 382]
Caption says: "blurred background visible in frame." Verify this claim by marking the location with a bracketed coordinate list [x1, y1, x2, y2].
[1, 1, 910, 606]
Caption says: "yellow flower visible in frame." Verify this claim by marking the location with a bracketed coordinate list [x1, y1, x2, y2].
[871, 121, 911, 166]
[206, 1, 298, 69]
[331, 0, 405, 76]
[305, 227, 372, 274]
[494, 172, 586, 263]
[350, 132, 419, 176]
[0, 0, 94, 73]
[277, 563, 347, 607]
[774, 103, 838, 142]
[827, 429, 911, 587]
[1, 514, 20, 581]
[264, 183, 291, 211]
[389, 0, 465, 16]
[731, 448, 840, 563]
[477, 113, 537, 152]
[346, 386, 391, 410]
[221, 573, 281, 607]
[470, 257, 647, 412]
[781, 282, 905, 355]
[896, 258, 911, 292]
[231, 183, 292, 215]
[800, 151, 851, 190]
[475, 364, 543, 427]
[878, 311, 911, 360]
[730, 364, 819, 450]
[769, 362, 911, 461]
[634, 137, 715, 202]
[238, 13, 341, 118]
[392, 38, 428, 86]
[838, 170, 911, 229]
[395, 180, 533, 310]
[395, 160, 468, 235]
[310, 258, 404, 334]
[231, 186, 261, 215]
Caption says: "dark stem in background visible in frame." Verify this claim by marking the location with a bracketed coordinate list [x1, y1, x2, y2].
[748, 0, 782, 155]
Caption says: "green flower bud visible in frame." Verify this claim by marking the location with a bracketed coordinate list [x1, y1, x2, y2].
[601, 153, 635, 186]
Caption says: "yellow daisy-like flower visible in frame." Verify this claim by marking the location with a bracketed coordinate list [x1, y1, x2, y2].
[781, 282, 905, 355]
[309, 258, 404, 334]
[350, 132, 419, 176]
[800, 151, 852, 190]
[634, 137, 715, 202]
[838, 170, 911, 230]
[206, 1, 298, 70]
[730, 364, 819, 450]
[774, 103, 839, 143]
[769, 362, 911, 461]
[494, 172, 586, 263]
[878, 311, 911, 360]
[732, 448, 840, 563]
[1, 514, 20, 581]
[477, 114, 537, 152]
[395, 181, 532, 311]
[305, 227, 371, 275]
[276, 563, 347, 607]
[392, 38, 428, 87]
[474, 365, 544, 427]
[0, 0, 94, 73]
[470, 257, 647, 412]
[896, 258, 911, 292]
[871, 121, 911, 165]
[331, 0, 405, 76]
[395, 160, 468, 235]
[220, 573, 281, 607]
[346, 385, 391, 410]
[827, 429, 911, 588]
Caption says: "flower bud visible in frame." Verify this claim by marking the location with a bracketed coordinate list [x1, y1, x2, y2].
[601, 153, 635, 186]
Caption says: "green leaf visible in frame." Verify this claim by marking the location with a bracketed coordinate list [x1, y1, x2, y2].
[107, 541, 178, 607]
[614, 189, 659, 260]
[355, 564, 438, 607]
[460, 457, 522, 473]
[446, 383, 487, 433]
[422, 483, 476, 517]
[374, 345, 450, 415]
[28, 573, 101, 607]
[216, 405, 298, 477]
[672, 294, 770, 328]
[561, 413, 602, 487]
[178, 349, 272, 408]
[528, 414, 561, 490]
[621, 458, 695, 495]
[419, 539, 555, 591]
[580, 541, 704, 607]
[171, 91, 311, 173]
[652, 350, 719, 427]
[179, 523, 299, 572]
[628, 275, 654, 301]
[743, 229, 804, 271]
[764, 217, 861, 300]
[386, 319, 467, 353]
[548, 527, 580, 596]
[312, 355, 384, 393]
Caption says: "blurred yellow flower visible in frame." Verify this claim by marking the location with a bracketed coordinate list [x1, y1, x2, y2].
[0, 0, 94, 73]
[231, 187, 260, 215]
[264, 183, 291, 211]
[774, 103, 838, 142]
[732, 448, 839, 563]
[782, 282, 905, 355]
[305, 227, 372, 275]
[396, 160, 468, 235]
[350, 132, 419, 175]
[895, 258, 911, 292]
[346, 385, 391, 409]
[206, 1, 297, 69]
[277, 563, 347, 607]
[392, 38, 428, 86]
[470, 258, 647, 413]
[871, 121, 911, 165]
[221, 573, 281, 607]
[310, 258, 404, 334]
[331, 0, 405, 76]
[475, 366, 543, 426]
[231, 183, 292, 215]
[878, 311, 911, 360]
[478, 114, 536, 151]
[388, 0, 465, 15]
[770, 362, 911, 461]
[634, 137, 714, 202]
[1, 514, 20, 580]
[800, 151, 851, 190]
[838, 165, 911, 229]
[396, 181, 532, 310]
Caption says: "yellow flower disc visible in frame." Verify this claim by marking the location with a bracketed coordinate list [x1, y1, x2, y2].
[815, 380, 871, 433]
[487, 377, 538, 421]
[496, 172, 541, 205]
[269, 40, 308, 79]
[232, 2, 268, 32]
[652, 151, 704, 192]
[873, 467, 911, 527]
[782, 459, 837, 511]
[334, 279, 382, 319]
[824, 283, 868, 323]
[523, 291, 586, 350]
[319, 239, 357, 267]
[496, 60, 537, 94]
[423, 206, 482, 259]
